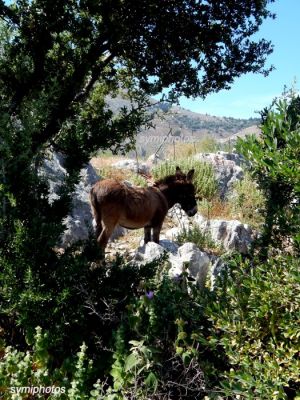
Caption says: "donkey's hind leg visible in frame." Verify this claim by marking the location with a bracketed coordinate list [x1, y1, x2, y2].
[94, 220, 103, 240]
[90, 194, 103, 243]
[97, 220, 117, 252]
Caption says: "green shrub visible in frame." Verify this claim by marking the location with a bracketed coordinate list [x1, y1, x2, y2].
[176, 224, 221, 254]
[0, 327, 97, 399]
[128, 173, 148, 187]
[0, 259, 218, 400]
[237, 95, 300, 256]
[228, 171, 266, 229]
[207, 254, 300, 399]
[152, 158, 218, 200]
[0, 228, 163, 364]
[103, 268, 216, 399]
[2, 250, 299, 399]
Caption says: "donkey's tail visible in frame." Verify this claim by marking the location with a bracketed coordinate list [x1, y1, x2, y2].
[89, 187, 101, 227]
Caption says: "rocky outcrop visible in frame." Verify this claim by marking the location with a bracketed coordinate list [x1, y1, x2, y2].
[112, 159, 150, 175]
[167, 204, 192, 231]
[194, 214, 253, 254]
[112, 153, 163, 176]
[134, 241, 210, 288]
[177, 243, 210, 288]
[40, 152, 100, 247]
[40, 152, 128, 247]
[165, 203, 253, 255]
[194, 151, 245, 198]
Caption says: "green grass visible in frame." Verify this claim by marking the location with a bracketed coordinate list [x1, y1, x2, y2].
[176, 224, 222, 254]
[227, 171, 266, 229]
[152, 158, 218, 200]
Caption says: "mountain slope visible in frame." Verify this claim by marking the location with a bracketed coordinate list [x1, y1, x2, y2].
[105, 95, 260, 157]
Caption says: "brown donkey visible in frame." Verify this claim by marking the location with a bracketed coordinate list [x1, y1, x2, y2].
[90, 167, 198, 252]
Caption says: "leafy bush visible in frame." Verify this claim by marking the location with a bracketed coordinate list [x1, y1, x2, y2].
[0, 227, 163, 362]
[237, 96, 300, 256]
[176, 224, 221, 254]
[0, 259, 218, 400]
[102, 267, 217, 399]
[207, 254, 300, 399]
[152, 158, 218, 200]
[0, 327, 97, 400]
[1, 251, 299, 399]
[228, 171, 266, 229]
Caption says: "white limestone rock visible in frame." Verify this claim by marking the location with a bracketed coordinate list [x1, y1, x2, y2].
[112, 159, 150, 174]
[165, 227, 182, 241]
[40, 152, 100, 247]
[134, 241, 210, 288]
[134, 242, 166, 262]
[193, 151, 246, 198]
[177, 242, 210, 288]
[167, 204, 191, 231]
[194, 214, 253, 254]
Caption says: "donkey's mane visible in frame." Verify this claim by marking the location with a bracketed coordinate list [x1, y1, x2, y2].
[154, 173, 186, 187]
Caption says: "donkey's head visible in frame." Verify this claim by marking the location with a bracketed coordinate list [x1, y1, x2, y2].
[155, 167, 198, 216]
[173, 167, 198, 216]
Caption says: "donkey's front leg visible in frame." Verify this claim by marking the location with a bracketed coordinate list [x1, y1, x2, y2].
[152, 222, 163, 244]
[144, 225, 151, 244]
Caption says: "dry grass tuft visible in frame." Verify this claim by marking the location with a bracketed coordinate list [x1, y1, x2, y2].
[198, 197, 234, 221]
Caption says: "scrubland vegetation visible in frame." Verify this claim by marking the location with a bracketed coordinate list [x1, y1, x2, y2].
[1, 95, 299, 400]
[0, 1, 299, 399]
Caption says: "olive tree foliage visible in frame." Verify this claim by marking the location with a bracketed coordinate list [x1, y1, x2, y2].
[0, 0, 275, 242]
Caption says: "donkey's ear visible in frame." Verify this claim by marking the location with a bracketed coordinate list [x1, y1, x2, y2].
[187, 169, 195, 182]
[175, 166, 186, 181]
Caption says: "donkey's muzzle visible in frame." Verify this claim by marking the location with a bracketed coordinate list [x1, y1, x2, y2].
[187, 206, 198, 217]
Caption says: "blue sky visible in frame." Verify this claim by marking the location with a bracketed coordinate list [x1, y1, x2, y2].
[179, 0, 300, 119]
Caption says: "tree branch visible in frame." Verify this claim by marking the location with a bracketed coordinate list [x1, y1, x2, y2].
[0, 2, 20, 25]
[74, 53, 114, 103]
[32, 48, 114, 153]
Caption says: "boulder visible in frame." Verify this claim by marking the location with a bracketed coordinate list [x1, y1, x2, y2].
[194, 151, 245, 198]
[165, 227, 182, 241]
[40, 152, 126, 247]
[209, 255, 227, 290]
[177, 242, 210, 288]
[112, 159, 150, 175]
[40, 152, 73, 204]
[167, 204, 191, 231]
[159, 239, 179, 255]
[134, 241, 210, 288]
[62, 170, 99, 246]
[194, 214, 253, 254]
[134, 241, 166, 262]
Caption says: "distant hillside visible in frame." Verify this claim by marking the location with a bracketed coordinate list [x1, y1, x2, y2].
[105, 95, 260, 155]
